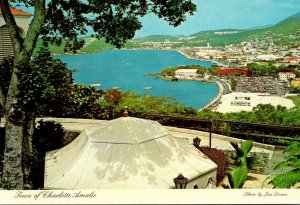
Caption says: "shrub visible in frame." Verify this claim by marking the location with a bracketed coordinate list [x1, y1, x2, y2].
[199, 146, 229, 184]
[269, 141, 300, 188]
[228, 140, 257, 169]
[222, 166, 248, 189]
[31, 120, 65, 189]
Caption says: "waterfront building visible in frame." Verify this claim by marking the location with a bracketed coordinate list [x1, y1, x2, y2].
[216, 67, 249, 76]
[175, 68, 199, 78]
[0, 8, 31, 63]
[278, 72, 296, 81]
[291, 78, 300, 87]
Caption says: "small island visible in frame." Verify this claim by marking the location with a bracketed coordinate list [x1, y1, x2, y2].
[146, 65, 218, 82]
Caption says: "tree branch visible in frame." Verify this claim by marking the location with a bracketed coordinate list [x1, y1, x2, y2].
[23, 0, 46, 56]
[0, 0, 23, 54]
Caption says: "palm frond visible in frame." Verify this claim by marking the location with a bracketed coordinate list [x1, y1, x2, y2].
[270, 172, 300, 188]
[230, 142, 244, 157]
[228, 166, 248, 188]
[241, 140, 253, 156]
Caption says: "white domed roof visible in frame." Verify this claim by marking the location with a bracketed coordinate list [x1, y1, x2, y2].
[87, 117, 169, 144]
[44, 117, 217, 189]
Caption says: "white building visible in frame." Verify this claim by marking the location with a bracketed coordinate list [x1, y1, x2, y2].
[278, 72, 296, 81]
[0, 8, 32, 63]
[175, 69, 199, 78]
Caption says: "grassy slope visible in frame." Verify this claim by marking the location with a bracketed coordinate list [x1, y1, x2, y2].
[288, 96, 300, 108]
[189, 13, 300, 46]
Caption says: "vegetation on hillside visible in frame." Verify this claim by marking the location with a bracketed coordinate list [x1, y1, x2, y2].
[32, 12, 300, 55]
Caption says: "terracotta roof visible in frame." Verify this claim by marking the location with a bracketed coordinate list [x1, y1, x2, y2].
[287, 57, 300, 61]
[0, 8, 32, 16]
[279, 72, 295, 75]
[292, 78, 300, 81]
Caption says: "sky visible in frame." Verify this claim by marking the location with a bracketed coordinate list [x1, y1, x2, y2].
[15, 0, 300, 37]
[135, 0, 300, 37]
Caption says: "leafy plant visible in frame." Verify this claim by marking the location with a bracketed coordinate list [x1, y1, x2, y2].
[222, 166, 248, 189]
[31, 120, 65, 189]
[199, 146, 229, 184]
[228, 140, 257, 168]
[269, 142, 300, 188]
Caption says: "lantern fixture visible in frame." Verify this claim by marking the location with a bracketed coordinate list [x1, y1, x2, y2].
[173, 173, 188, 189]
[193, 137, 201, 148]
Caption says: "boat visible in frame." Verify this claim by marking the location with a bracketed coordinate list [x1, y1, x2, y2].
[143, 86, 152, 90]
[91, 83, 102, 87]
[171, 76, 179, 81]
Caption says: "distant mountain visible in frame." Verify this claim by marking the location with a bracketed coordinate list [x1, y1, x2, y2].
[134, 35, 185, 42]
[134, 12, 300, 47]
[38, 12, 300, 55]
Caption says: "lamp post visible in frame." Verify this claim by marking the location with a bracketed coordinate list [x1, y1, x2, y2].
[209, 117, 213, 148]
[123, 106, 129, 117]
[173, 173, 188, 189]
[193, 137, 201, 148]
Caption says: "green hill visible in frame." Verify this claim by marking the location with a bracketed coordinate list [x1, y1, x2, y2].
[268, 12, 300, 34]
[134, 35, 184, 42]
[135, 12, 300, 47]
[36, 12, 300, 55]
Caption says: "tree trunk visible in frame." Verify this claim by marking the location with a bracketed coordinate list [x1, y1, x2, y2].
[2, 71, 24, 190]
[22, 110, 36, 189]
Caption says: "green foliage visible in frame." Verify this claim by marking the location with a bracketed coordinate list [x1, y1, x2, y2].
[33, 120, 65, 153]
[156, 65, 212, 77]
[31, 120, 65, 189]
[116, 91, 197, 116]
[223, 103, 300, 127]
[60, 84, 104, 119]
[37, 0, 196, 51]
[269, 142, 300, 188]
[18, 48, 73, 110]
[270, 173, 300, 188]
[228, 140, 257, 169]
[226, 166, 248, 189]
[289, 87, 300, 95]
[247, 63, 291, 76]
[0, 58, 13, 97]
[197, 109, 224, 120]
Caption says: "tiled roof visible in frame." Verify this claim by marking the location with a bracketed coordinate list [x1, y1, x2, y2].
[0, 8, 32, 16]
[287, 57, 300, 61]
[279, 72, 295, 75]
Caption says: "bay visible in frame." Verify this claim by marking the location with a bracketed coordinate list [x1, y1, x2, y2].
[56, 50, 219, 109]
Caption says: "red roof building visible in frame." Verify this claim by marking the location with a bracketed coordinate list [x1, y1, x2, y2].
[287, 57, 300, 62]
[216, 67, 249, 76]
[0, 8, 32, 16]
[291, 78, 300, 87]
[1, 8, 32, 63]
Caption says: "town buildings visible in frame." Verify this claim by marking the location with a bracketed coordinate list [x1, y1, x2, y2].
[278, 72, 296, 81]
[291, 78, 300, 87]
[216, 67, 249, 76]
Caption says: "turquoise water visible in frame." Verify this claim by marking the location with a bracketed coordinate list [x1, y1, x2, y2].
[56, 50, 219, 109]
